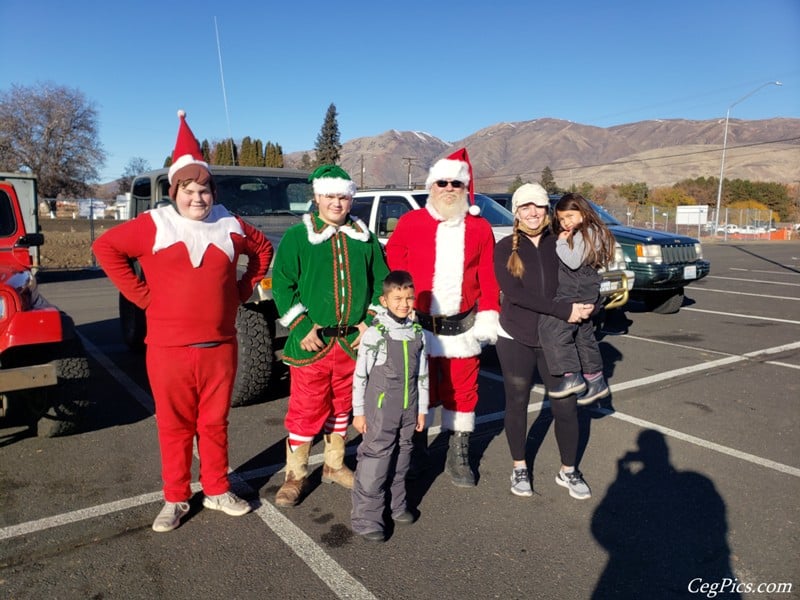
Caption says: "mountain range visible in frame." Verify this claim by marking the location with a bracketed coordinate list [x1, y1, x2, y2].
[284, 117, 800, 192]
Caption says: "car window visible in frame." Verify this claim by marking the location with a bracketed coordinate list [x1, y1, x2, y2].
[474, 194, 514, 226]
[0, 190, 17, 237]
[378, 196, 413, 236]
[350, 196, 374, 225]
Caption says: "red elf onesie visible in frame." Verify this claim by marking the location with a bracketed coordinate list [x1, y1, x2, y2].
[93, 111, 273, 515]
[385, 148, 500, 487]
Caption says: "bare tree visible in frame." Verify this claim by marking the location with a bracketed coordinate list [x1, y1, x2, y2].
[118, 157, 151, 196]
[0, 82, 105, 198]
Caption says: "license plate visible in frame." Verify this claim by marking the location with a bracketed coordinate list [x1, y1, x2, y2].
[684, 265, 697, 279]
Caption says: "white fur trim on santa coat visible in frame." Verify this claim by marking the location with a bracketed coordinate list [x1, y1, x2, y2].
[278, 302, 307, 327]
[303, 213, 370, 245]
[150, 204, 242, 268]
[473, 310, 499, 345]
[423, 204, 482, 357]
[441, 408, 475, 433]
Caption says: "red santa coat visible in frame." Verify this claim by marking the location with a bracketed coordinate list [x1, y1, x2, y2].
[386, 205, 500, 358]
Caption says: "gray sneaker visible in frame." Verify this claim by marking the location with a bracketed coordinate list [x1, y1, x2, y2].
[203, 491, 252, 516]
[152, 501, 190, 532]
[510, 467, 533, 497]
[555, 469, 591, 500]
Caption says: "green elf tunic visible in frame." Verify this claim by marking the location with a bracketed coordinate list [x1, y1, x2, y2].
[272, 211, 389, 367]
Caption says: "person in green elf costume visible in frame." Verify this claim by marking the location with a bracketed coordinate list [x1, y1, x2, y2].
[271, 164, 389, 507]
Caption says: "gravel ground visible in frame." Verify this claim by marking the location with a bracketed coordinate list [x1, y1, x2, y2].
[37, 216, 121, 271]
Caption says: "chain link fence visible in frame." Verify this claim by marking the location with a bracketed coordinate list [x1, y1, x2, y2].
[601, 204, 795, 241]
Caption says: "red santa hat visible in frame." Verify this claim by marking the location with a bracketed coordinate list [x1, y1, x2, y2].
[167, 110, 212, 198]
[425, 147, 479, 216]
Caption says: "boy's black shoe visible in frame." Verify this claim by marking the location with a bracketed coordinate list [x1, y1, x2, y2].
[549, 372, 587, 398]
[393, 510, 416, 525]
[359, 530, 385, 543]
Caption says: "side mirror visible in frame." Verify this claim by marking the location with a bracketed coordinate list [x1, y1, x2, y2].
[17, 233, 44, 247]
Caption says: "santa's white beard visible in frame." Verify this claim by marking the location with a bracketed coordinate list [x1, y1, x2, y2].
[431, 191, 468, 221]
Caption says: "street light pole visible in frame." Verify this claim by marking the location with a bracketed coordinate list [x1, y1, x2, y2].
[714, 81, 782, 233]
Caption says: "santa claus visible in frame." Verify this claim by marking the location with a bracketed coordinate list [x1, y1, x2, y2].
[385, 148, 500, 487]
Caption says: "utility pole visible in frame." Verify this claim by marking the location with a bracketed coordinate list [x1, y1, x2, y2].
[360, 155, 365, 188]
[402, 157, 416, 190]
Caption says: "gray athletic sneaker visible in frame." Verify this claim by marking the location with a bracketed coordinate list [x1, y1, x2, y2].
[555, 469, 591, 500]
[510, 467, 533, 497]
[152, 501, 190, 532]
[203, 491, 252, 516]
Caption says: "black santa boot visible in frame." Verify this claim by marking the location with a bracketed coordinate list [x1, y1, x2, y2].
[446, 431, 476, 487]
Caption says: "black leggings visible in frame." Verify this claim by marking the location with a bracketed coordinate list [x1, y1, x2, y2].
[496, 336, 578, 466]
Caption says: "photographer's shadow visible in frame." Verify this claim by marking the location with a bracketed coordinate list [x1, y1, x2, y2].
[591, 430, 739, 599]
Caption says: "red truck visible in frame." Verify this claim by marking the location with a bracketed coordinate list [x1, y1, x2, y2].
[0, 173, 91, 436]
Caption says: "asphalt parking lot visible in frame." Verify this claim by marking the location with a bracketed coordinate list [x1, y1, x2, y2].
[1, 241, 799, 600]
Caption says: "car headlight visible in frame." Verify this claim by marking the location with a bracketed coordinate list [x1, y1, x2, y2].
[695, 242, 703, 260]
[605, 243, 627, 271]
[635, 243, 663, 264]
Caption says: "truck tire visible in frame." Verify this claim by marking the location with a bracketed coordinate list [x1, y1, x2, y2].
[33, 338, 92, 437]
[642, 288, 684, 314]
[231, 304, 272, 407]
[119, 294, 146, 351]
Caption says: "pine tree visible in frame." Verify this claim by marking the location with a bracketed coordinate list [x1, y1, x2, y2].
[314, 103, 341, 165]
[201, 140, 212, 163]
[300, 153, 312, 170]
[508, 175, 524, 193]
[540, 167, 559, 194]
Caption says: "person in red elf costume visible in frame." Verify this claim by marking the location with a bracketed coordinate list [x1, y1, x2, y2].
[385, 148, 500, 487]
[93, 110, 274, 532]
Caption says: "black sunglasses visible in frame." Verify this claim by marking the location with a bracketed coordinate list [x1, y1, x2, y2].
[434, 180, 464, 188]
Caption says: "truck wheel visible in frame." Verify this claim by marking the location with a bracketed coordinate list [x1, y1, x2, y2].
[119, 293, 146, 351]
[642, 288, 684, 314]
[232, 304, 272, 407]
[34, 338, 92, 437]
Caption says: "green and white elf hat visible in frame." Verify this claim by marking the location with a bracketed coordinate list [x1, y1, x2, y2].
[309, 164, 357, 197]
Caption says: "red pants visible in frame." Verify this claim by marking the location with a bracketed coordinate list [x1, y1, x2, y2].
[428, 355, 480, 413]
[286, 343, 355, 437]
[147, 342, 236, 502]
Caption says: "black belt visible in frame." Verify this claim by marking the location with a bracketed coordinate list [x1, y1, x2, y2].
[318, 325, 358, 339]
[416, 307, 476, 336]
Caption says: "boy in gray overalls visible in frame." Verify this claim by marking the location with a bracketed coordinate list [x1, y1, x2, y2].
[351, 270, 429, 542]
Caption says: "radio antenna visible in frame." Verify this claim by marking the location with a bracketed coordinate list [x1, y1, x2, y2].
[214, 16, 236, 164]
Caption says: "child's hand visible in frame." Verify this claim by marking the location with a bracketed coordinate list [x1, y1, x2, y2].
[415, 414, 426, 432]
[352, 322, 368, 349]
[353, 415, 366, 434]
[558, 230, 571, 240]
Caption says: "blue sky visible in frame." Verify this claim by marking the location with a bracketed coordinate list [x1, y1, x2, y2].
[2, 0, 798, 183]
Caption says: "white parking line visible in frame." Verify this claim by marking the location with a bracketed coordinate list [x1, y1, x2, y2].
[3, 334, 799, 599]
[706, 275, 800, 287]
[691, 287, 800, 301]
[76, 333, 376, 600]
[728, 268, 800, 276]
[683, 307, 800, 325]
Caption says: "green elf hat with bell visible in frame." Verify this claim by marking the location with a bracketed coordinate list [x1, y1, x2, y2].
[309, 164, 357, 197]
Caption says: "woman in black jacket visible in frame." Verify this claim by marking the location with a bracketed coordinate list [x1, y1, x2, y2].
[493, 183, 595, 500]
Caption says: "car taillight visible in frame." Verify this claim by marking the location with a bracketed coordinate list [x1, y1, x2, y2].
[0, 290, 16, 321]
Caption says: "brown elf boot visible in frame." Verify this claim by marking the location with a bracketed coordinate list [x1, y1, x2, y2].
[275, 439, 310, 507]
[321, 433, 354, 489]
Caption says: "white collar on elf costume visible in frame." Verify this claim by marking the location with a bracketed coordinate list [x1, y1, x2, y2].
[302, 213, 371, 245]
[150, 204, 244, 267]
